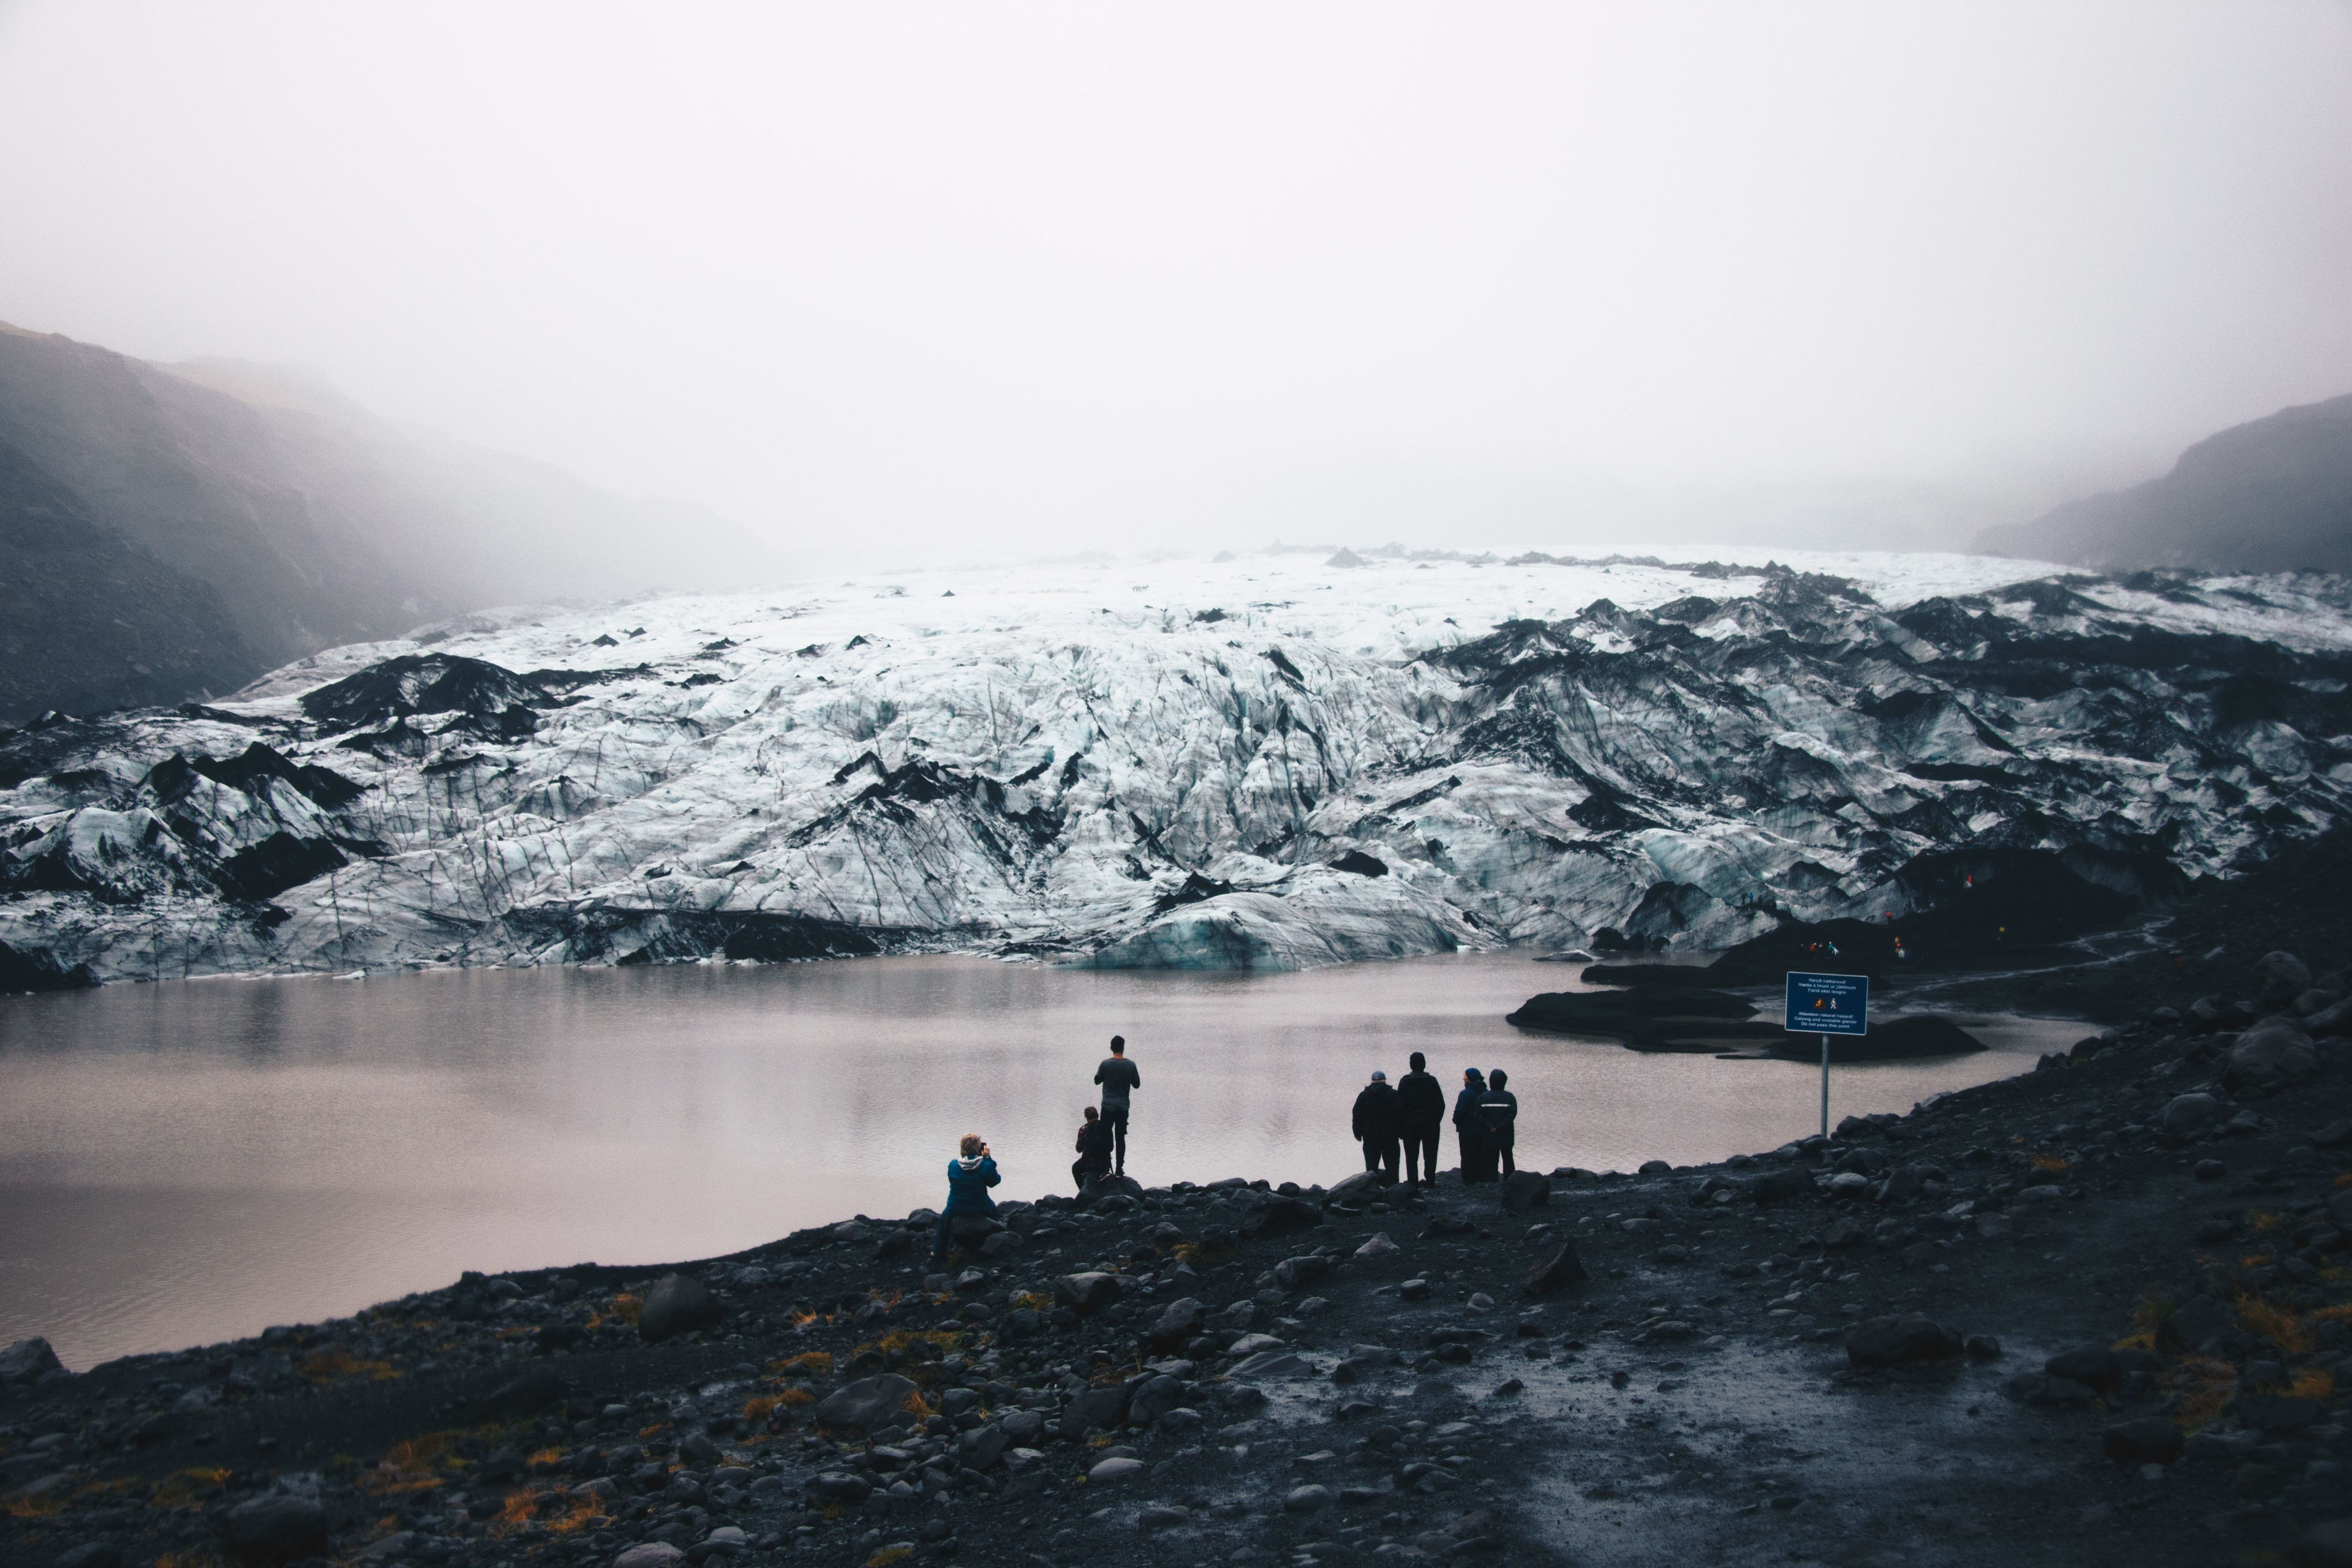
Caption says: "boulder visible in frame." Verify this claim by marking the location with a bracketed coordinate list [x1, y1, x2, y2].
[1751, 1167, 1815, 1206]
[814, 1374, 921, 1433]
[1000, 1409, 1046, 1446]
[1127, 1374, 1186, 1424]
[1062, 1383, 1130, 1434]
[957, 1424, 1008, 1471]
[2309, 998, 2352, 1037]
[218, 1496, 329, 1566]
[1521, 1238, 1588, 1295]
[1326, 1170, 1387, 1207]
[1500, 1170, 1551, 1212]
[1238, 1195, 1321, 1241]
[1275, 1255, 1331, 1291]
[636, 1273, 723, 1344]
[2160, 1092, 2222, 1133]
[2291, 1519, 2352, 1568]
[2240, 1395, 2323, 1433]
[1148, 1297, 1206, 1350]
[1355, 1232, 1401, 1262]
[613, 1548, 686, 1568]
[1055, 1272, 1124, 1313]
[2044, 1345, 2120, 1390]
[474, 1363, 566, 1423]
[2225, 1020, 2319, 1090]
[1844, 1314, 1962, 1368]
[52, 1545, 123, 1568]
[1087, 1456, 1145, 1484]
[807, 1472, 872, 1506]
[0, 1338, 65, 1385]
[2103, 1419, 2184, 1466]
[2255, 950, 2313, 1005]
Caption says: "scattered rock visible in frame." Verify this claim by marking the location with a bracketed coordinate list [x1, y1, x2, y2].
[636, 1273, 723, 1343]
[1500, 1170, 1551, 1212]
[1285, 1483, 1336, 1512]
[0, 1337, 65, 1385]
[1844, 1314, 1962, 1368]
[1087, 1456, 1146, 1484]
[474, 1362, 566, 1423]
[2224, 1019, 2319, 1089]
[1355, 1232, 1400, 1262]
[2160, 1092, 2222, 1132]
[815, 1373, 921, 1433]
[1327, 1170, 1387, 1207]
[2045, 1345, 2121, 1390]
[218, 1495, 329, 1566]
[1520, 1237, 1588, 1296]
[1056, 1272, 1125, 1313]
[613, 1547, 687, 1568]
[1752, 1167, 1815, 1206]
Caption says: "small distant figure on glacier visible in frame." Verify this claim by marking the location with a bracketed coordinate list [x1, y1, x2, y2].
[1396, 1051, 1446, 1189]
[1454, 1068, 1495, 1183]
[1479, 1068, 1519, 1178]
[1094, 1036, 1142, 1175]
[1352, 1069, 1401, 1182]
[932, 1133, 1001, 1264]
[1071, 1106, 1114, 1194]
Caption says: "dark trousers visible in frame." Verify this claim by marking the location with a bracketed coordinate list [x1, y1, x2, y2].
[1103, 1105, 1129, 1170]
[1459, 1127, 1494, 1183]
[1362, 1136, 1399, 1181]
[1402, 1125, 1439, 1185]
[932, 1212, 956, 1259]
[1495, 1136, 1516, 1178]
[1072, 1158, 1109, 1193]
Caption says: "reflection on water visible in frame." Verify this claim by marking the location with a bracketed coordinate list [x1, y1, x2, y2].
[0, 952, 2082, 1368]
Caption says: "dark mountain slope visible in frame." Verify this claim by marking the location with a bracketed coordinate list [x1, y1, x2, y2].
[0, 322, 775, 723]
[0, 434, 257, 719]
[1980, 391, 2352, 573]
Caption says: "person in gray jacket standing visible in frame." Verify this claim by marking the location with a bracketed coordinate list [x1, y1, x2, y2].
[1094, 1035, 1141, 1176]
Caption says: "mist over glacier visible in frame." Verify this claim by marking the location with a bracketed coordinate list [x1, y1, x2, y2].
[4, 549, 2348, 989]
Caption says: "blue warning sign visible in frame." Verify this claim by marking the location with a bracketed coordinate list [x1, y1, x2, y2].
[1785, 971, 1869, 1036]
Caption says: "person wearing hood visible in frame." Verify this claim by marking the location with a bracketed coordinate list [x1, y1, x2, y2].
[1396, 1050, 1446, 1189]
[1453, 1068, 1493, 1183]
[1351, 1069, 1401, 1182]
[932, 1133, 1001, 1262]
[1479, 1068, 1520, 1178]
[1071, 1106, 1114, 1194]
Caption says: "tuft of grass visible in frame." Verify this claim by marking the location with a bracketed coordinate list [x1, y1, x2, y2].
[2027, 1153, 2068, 1175]
[2290, 1366, 2334, 1402]
[637, 1422, 668, 1439]
[2164, 1356, 2239, 1431]
[609, 1293, 644, 1325]
[868, 1547, 913, 1567]
[777, 1388, 815, 1406]
[1174, 1238, 1233, 1268]
[744, 1394, 783, 1422]
[527, 1447, 565, 1469]
[2236, 1294, 2313, 1355]
[770, 1351, 834, 1377]
[149, 1468, 235, 1509]
[2248, 1210, 2286, 1234]
[299, 1348, 399, 1384]
[900, 1390, 935, 1419]
[5, 1494, 63, 1519]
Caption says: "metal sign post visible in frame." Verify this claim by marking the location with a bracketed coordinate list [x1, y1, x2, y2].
[1784, 971, 1870, 1138]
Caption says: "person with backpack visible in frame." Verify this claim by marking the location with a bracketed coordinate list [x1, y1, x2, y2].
[1071, 1106, 1114, 1194]
[1395, 1051, 1446, 1189]
[1094, 1035, 1142, 1175]
[1453, 1067, 1493, 1183]
[1351, 1068, 1401, 1182]
[931, 1133, 1001, 1263]
[1479, 1067, 1519, 1178]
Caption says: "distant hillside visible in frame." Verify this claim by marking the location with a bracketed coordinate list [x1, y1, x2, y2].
[0, 322, 775, 722]
[1978, 391, 2352, 574]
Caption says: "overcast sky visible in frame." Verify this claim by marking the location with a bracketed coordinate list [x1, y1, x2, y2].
[2, 1, 2348, 563]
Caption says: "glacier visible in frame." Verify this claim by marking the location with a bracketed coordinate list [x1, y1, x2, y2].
[3, 549, 2350, 987]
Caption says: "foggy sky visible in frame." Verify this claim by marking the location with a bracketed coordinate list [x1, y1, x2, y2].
[2, 1, 2349, 566]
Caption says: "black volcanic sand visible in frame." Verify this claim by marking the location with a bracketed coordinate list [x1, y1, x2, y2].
[6, 842, 2352, 1568]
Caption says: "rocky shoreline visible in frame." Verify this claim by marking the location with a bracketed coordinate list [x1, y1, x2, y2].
[6, 951, 2352, 1568]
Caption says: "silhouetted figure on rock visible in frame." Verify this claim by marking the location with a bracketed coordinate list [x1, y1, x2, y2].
[1396, 1050, 1446, 1189]
[1352, 1069, 1401, 1182]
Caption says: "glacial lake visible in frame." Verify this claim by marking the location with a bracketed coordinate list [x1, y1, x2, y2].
[0, 951, 2084, 1370]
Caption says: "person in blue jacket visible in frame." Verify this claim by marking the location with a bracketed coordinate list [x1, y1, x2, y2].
[932, 1133, 1001, 1262]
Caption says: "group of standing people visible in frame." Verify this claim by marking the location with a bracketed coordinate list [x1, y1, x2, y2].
[934, 1035, 1528, 1263]
[1349, 1051, 1518, 1188]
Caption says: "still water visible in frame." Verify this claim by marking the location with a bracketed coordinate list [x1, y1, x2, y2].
[0, 952, 2081, 1370]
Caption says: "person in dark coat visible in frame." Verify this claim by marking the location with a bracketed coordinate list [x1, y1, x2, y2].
[1453, 1068, 1493, 1183]
[1396, 1050, 1446, 1189]
[1093, 1036, 1142, 1175]
[932, 1133, 1001, 1262]
[1351, 1069, 1401, 1181]
[1479, 1068, 1519, 1178]
[1071, 1106, 1114, 1194]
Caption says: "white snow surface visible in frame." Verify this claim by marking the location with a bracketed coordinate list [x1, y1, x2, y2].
[4, 548, 2349, 984]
